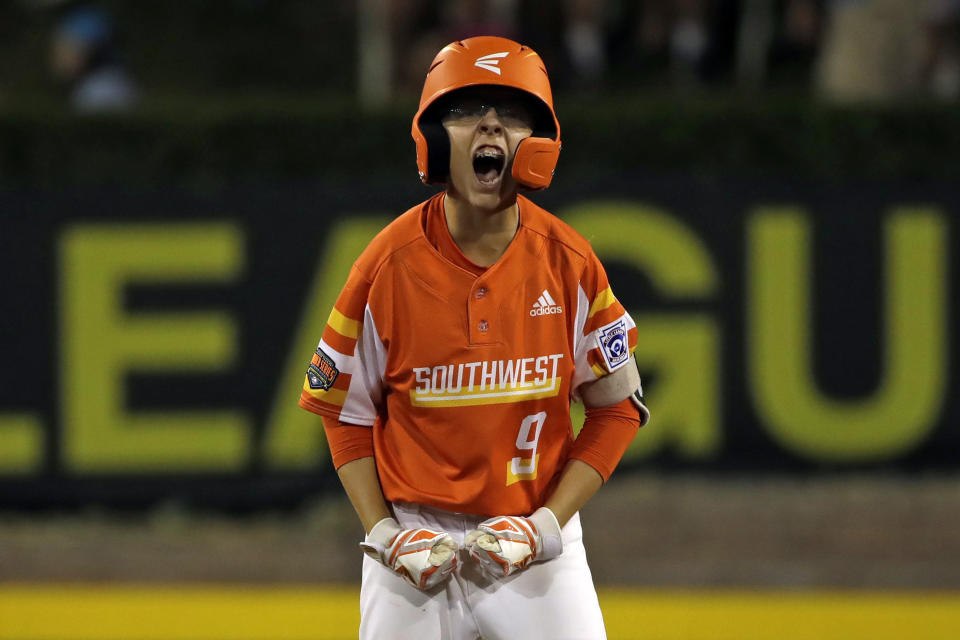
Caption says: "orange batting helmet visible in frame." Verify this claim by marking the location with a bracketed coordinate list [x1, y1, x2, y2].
[412, 36, 561, 190]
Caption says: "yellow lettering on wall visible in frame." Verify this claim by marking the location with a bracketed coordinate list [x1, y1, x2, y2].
[562, 202, 721, 460]
[61, 224, 249, 472]
[628, 317, 720, 458]
[264, 216, 388, 469]
[748, 208, 947, 461]
[0, 414, 42, 473]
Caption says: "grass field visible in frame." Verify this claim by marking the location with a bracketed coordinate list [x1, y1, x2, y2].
[1, 585, 958, 640]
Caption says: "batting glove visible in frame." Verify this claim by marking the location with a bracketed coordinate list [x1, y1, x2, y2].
[359, 517, 459, 590]
[464, 507, 563, 578]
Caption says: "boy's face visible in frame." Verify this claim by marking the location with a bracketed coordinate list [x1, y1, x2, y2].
[442, 88, 535, 211]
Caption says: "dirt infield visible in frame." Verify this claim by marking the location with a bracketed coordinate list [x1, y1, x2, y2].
[2, 474, 958, 588]
[582, 474, 960, 588]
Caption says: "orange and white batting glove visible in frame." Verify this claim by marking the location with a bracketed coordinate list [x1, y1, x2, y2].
[359, 517, 459, 590]
[464, 507, 563, 578]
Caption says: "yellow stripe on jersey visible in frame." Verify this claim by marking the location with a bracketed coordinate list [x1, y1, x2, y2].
[301, 376, 347, 406]
[588, 286, 617, 319]
[327, 308, 361, 339]
[590, 362, 607, 378]
[410, 378, 562, 407]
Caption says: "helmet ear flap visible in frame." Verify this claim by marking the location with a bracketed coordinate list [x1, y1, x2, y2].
[511, 137, 560, 190]
[413, 114, 451, 184]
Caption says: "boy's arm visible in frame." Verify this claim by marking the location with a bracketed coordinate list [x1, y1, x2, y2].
[336, 456, 392, 534]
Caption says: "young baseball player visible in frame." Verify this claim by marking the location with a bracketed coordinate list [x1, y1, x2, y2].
[299, 36, 649, 640]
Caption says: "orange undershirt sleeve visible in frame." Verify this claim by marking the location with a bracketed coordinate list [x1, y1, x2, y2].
[322, 415, 375, 469]
[570, 397, 642, 482]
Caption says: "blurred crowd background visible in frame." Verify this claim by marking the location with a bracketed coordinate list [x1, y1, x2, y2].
[2, 0, 960, 112]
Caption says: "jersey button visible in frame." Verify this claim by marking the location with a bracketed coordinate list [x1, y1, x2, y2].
[478, 320, 489, 332]
[475, 287, 487, 299]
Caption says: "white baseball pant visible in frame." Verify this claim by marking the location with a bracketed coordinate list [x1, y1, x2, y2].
[358, 502, 607, 640]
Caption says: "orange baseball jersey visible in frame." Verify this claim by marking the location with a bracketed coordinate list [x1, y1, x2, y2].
[299, 193, 638, 516]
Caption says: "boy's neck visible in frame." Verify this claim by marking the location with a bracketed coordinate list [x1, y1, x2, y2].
[443, 190, 519, 267]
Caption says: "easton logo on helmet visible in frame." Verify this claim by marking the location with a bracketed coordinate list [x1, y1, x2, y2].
[474, 51, 509, 75]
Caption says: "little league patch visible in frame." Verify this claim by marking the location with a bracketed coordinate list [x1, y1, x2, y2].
[597, 319, 629, 371]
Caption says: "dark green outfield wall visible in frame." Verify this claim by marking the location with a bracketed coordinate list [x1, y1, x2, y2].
[4, 97, 960, 185]
[1, 98, 958, 509]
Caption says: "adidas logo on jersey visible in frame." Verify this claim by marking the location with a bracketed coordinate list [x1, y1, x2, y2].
[530, 289, 562, 317]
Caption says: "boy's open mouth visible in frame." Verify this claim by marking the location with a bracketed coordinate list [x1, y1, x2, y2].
[473, 145, 506, 186]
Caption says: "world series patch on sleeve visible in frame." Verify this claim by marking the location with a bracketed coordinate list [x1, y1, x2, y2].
[307, 347, 339, 390]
